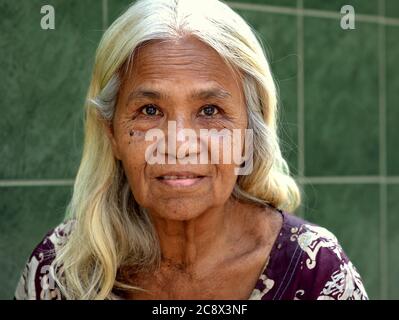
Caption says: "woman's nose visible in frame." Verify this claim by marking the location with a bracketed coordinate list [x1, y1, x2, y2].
[162, 117, 200, 161]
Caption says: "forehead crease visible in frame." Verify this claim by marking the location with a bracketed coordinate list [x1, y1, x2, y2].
[132, 40, 229, 71]
[133, 67, 233, 86]
[134, 52, 225, 74]
[131, 52, 236, 83]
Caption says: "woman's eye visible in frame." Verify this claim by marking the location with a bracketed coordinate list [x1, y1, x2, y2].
[141, 104, 161, 116]
[199, 105, 219, 117]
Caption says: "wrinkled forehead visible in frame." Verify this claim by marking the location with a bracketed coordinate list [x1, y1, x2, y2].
[119, 36, 243, 93]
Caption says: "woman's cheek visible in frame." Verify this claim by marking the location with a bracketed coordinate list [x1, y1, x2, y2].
[119, 128, 151, 168]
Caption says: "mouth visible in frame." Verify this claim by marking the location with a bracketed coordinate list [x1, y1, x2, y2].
[156, 172, 207, 187]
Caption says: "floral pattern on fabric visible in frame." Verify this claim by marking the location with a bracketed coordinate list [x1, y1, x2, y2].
[14, 220, 74, 300]
[316, 261, 369, 300]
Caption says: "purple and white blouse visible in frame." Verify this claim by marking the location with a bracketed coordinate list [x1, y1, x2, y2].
[14, 209, 369, 300]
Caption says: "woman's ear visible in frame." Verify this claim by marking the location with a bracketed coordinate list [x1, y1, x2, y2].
[104, 120, 122, 160]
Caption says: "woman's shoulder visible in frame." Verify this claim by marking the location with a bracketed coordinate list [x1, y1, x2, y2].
[253, 209, 369, 300]
[14, 219, 75, 300]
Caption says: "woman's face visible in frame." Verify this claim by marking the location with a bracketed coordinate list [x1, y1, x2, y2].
[109, 36, 248, 220]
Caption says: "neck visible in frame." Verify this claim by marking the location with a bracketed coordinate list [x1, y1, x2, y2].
[147, 197, 243, 271]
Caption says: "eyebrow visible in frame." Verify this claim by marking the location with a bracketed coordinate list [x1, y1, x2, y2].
[126, 86, 232, 105]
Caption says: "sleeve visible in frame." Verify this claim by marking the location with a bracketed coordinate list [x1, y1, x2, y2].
[14, 229, 58, 300]
[291, 224, 369, 300]
[13, 220, 74, 300]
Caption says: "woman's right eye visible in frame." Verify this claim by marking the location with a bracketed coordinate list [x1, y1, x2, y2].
[141, 104, 162, 116]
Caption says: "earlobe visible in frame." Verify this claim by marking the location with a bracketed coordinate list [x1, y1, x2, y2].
[104, 121, 122, 160]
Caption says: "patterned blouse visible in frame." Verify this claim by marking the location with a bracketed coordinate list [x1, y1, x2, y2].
[14, 209, 369, 300]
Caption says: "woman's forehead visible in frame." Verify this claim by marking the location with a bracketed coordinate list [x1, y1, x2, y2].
[122, 37, 242, 91]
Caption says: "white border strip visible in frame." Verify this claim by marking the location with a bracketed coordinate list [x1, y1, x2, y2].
[227, 2, 399, 26]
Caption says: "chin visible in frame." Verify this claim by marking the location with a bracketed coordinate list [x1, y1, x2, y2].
[145, 198, 213, 221]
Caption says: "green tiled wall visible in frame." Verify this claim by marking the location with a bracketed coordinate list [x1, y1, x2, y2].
[388, 185, 399, 298]
[304, 19, 380, 176]
[304, 184, 381, 297]
[0, 187, 72, 299]
[0, 0, 101, 180]
[386, 0, 399, 19]
[387, 26, 399, 176]
[0, 0, 397, 300]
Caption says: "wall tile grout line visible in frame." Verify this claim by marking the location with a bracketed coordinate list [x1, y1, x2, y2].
[380, 180, 388, 299]
[297, 0, 305, 179]
[2, 176, 399, 188]
[296, 0, 305, 218]
[227, 1, 399, 27]
[378, 0, 388, 300]
[0, 180, 75, 187]
[297, 176, 399, 184]
[102, 0, 108, 30]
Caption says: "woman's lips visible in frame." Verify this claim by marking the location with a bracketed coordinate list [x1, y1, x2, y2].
[156, 175, 206, 187]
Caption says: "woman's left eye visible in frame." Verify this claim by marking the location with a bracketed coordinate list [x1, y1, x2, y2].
[141, 104, 162, 116]
[199, 105, 219, 117]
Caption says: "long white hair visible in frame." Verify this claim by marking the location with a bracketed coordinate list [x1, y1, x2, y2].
[53, 0, 301, 299]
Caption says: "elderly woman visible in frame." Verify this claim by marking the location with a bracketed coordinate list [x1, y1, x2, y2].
[15, 0, 368, 300]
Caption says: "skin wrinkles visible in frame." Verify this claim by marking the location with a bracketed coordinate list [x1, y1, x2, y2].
[106, 36, 282, 299]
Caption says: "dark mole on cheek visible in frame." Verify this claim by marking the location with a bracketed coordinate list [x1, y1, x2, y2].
[128, 130, 134, 145]
[129, 129, 146, 138]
